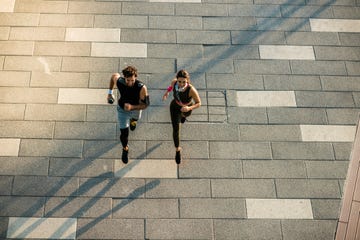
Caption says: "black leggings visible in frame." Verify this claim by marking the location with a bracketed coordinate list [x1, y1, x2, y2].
[120, 128, 129, 148]
[170, 100, 192, 148]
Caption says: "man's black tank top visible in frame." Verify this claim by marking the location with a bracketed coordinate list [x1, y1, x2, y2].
[116, 77, 144, 109]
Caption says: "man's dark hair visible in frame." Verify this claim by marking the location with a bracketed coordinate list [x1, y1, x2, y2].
[122, 65, 138, 78]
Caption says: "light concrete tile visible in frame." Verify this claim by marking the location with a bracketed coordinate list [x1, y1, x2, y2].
[4, 56, 61, 72]
[14, 0, 68, 13]
[0, 0, 15, 12]
[246, 199, 313, 219]
[300, 125, 356, 142]
[0, 71, 30, 86]
[310, 19, 360, 32]
[0, 138, 20, 156]
[91, 43, 147, 57]
[259, 45, 315, 60]
[40, 14, 93, 28]
[114, 160, 177, 178]
[65, 28, 120, 42]
[31, 72, 89, 88]
[58, 88, 107, 105]
[0, 13, 39, 26]
[9, 27, 65, 41]
[0, 27, 10, 39]
[0, 41, 34, 55]
[236, 91, 296, 107]
[34, 42, 90, 56]
[0, 104, 25, 120]
[7, 217, 76, 239]
[25, 104, 85, 121]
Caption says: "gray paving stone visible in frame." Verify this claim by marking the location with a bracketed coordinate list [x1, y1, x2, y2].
[121, 29, 176, 43]
[256, 17, 310, 31]
[180, 198, 246, 218]
[0, 104, 25, 120]
[180, 160, 243, 178]
[86, 105, 117, 122]
[14, 0, 68, 13]
[95, 15, 148, 28]
[276, 179, 341, 198]
[62, 57, 119, 72]
[231, 30, 286, 45]
[234, 60, 291, 74]
[212, 179, 276, 197]
[25, 104, 86, 121]
[0, 176, 12, 195]
[315, 46, 360, 60]
[9, 27, 66, 41]
[0, 41, 33, 56]
[204, 45, 259, 60]
[182, 123, 239, 140]
[0, 217, 8, 238]
[54, 122, 116, 140]
[204, 16, 257, 31]
[305, 160, 349, 179]
[214, 219, 282, 240]
[77, 219, 144, 240]
[68, 1, 122, 14]
[311, 199, 342, 219]
[145, 179, 211, 198]
[149, 16, 202, 29]
[146, 219, 212, 240]
[281, 220, 337, 240]
[49, 158, 113, 178]
[227, 107, 268, 124]
[333, 6, 360, 19]
[285, 31, 340, 45]
[291, 60, 347, 75]
[0, 121, 54, 138]
[272, 142, 334, 160]
[281, 5, 334, 18]
[333, 142, 352, 160]
[34, 42, 90, 57]
[264, 75, 321, 90]
[210, 141, 272, 159]
[176, 3, 228, 16]
[0, 157, 49, 176]
[19, 139, 83, 158]
[229, 4, 281, 17]
[0, 26, 10, 40]
[77, 178, 147, 198]
[239, 125, 302, 141]
[146, 140, 209, 159]
[177, 30, 231, 44]
[326, 108, 360, 124]
[123, 2, 174, 15]
[243, 160, 307, 178]
[148, 44, 203, 58]
[339, 33, 360, 46]
[30, 71, 89, 88]
[322, 76, 360, 91]
[112, 199, 178, 218]
[120, 58, 175, 73]
[177, 58, 234, 73]
[268, 107, 328, 124]
[295, 91, 355, 107]
[0, 196, 45, 217]
[346, 61, 360, 75]
[44, 197, 111, 218]
[12, 176, 79, 197]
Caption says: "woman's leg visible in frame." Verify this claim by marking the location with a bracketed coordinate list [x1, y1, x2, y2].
[170, 100, 181, 151]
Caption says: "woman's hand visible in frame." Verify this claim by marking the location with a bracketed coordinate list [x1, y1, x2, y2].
[180, 106, 191, 112]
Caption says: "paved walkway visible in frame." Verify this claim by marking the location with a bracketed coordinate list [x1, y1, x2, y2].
[0, 0, 360, 239]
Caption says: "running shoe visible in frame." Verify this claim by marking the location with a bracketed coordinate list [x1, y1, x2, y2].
[180, 117, 186, 124]
[130, 118, 137, 131]
[175, 150, 181, 164]
[122, 147, 129, 164]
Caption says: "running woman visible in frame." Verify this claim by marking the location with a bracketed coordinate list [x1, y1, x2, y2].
[162, 69, 201, 164]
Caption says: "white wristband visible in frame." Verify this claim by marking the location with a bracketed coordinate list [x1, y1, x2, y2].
[108, 89, 113, 94]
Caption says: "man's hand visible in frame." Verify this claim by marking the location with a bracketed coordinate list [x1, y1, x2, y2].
[107, 94, 114, 104]
[124, 103, 132, 111]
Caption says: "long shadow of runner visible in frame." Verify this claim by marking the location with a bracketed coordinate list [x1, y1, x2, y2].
[5, 142, 162, 239]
